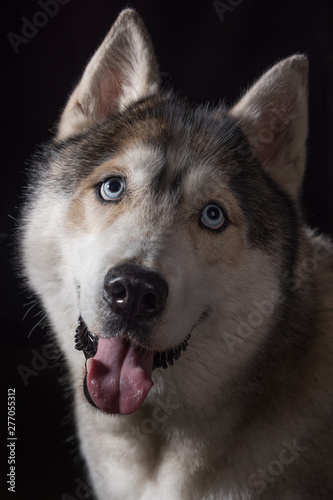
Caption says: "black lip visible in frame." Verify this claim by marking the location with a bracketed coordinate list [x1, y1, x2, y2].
[153, 310, 209, 369]
[152, 333, 190, 369]
[75, 316, 98, 359]
[83, 370, 99, 409]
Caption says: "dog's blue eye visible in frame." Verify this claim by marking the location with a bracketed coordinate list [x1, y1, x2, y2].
[201, 204, 225, 230]
[100, 178, 126, 201]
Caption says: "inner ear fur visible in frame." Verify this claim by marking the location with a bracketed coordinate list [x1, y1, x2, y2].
[56, 9, 160, 141]
[230, 55, 309, 200]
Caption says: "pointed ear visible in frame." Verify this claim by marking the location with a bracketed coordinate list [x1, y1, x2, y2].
[56, 9, 160, 140]
[230, 55, 308, 199]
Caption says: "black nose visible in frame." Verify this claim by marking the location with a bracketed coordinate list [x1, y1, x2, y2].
[103, 264, 169, 321]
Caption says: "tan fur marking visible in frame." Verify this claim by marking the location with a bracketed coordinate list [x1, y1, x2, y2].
[186, 183, 246, 267]
[66, 158, 130, 232]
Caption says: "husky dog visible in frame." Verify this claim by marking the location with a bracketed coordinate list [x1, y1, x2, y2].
[20, 8, 333, 500]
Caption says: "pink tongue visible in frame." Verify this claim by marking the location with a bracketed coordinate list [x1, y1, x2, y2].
[86, 337, 154, 414]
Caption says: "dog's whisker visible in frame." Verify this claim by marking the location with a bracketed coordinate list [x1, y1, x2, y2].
[22, 299, 40, 321]
[27, 313, 48, 339]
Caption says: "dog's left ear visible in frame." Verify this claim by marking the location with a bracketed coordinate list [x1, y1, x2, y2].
[56, 9, 160, 140]
[230, 55, 308, 200]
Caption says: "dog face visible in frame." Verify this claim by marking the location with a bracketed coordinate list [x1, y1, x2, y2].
[21, 10, 308, 416]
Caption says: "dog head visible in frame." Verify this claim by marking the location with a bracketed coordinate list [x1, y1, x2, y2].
[22, 9, 309, 416]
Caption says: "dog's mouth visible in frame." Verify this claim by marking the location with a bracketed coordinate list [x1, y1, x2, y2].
[74, 313, 207, 415]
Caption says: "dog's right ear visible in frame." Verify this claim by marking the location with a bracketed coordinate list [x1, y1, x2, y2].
[56, 9, 160, 141]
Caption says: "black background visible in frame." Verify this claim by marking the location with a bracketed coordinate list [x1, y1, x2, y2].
[1, 1, 333, 499]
